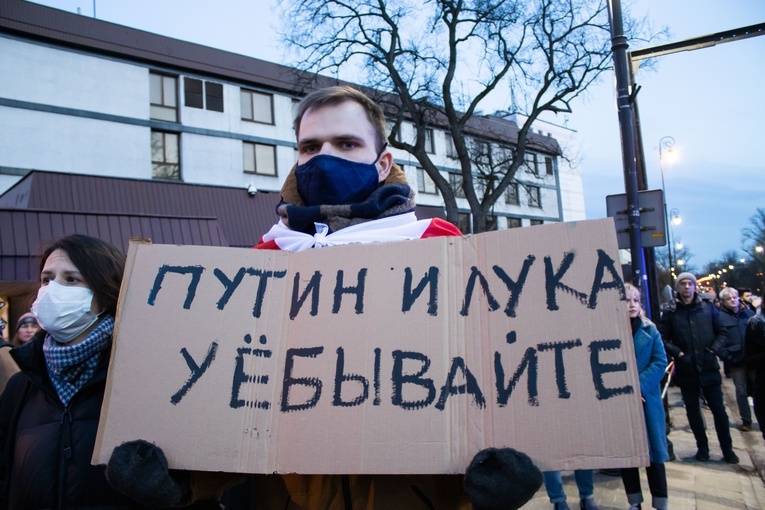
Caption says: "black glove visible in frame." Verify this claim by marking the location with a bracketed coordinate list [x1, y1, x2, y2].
[106, 440, 190, 508]
[463, 447, 543, 510]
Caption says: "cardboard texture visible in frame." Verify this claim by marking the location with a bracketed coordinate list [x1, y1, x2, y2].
[94, 218, 649, 474]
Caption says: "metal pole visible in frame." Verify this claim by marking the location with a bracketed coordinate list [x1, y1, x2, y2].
[629, 63, 660, 321]
[608, 0, 651, 311]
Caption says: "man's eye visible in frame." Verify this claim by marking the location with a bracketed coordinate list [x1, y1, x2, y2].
[301, 146, 318, 154]
[339, 142, 358, 150]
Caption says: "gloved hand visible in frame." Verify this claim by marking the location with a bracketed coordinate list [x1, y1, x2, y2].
[106, 440, 190, 508]
[463, 447, 543, 510]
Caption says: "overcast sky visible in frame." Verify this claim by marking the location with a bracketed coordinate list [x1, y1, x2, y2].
[30, 0, 765, 271]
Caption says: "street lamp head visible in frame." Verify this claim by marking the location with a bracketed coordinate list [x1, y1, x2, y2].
[659, 136, 676, 152]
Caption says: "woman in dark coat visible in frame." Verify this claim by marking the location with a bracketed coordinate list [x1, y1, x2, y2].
[0, 234, 131, 509]
[620, 284, 669, 510]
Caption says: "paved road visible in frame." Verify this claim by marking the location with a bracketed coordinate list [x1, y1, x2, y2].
[523, 374, 765, 509]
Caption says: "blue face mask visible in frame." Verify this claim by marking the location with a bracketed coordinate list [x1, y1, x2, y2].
[295, 149, 385, 206]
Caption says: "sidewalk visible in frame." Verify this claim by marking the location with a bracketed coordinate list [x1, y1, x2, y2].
[523, 375, 765, 509]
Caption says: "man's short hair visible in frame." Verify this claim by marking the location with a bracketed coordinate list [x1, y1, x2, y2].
[738, 287, 751, 295]
[294, 86, 388, 153]
[719, 287, 738, 300]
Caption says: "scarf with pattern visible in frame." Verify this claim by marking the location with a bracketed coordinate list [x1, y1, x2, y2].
[44, 315, 114, 406]
[276, 183, 416, 234]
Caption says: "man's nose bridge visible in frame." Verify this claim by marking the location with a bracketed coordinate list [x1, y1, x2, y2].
[319, 141, 336, 156]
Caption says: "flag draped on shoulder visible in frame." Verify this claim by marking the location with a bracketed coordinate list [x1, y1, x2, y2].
[254, 212, 461, 252]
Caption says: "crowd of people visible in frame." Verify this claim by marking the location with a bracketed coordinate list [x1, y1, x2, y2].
[0, 86, 763, 509]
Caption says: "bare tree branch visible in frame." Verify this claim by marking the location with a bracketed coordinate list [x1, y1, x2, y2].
[280, 0, 656, 232]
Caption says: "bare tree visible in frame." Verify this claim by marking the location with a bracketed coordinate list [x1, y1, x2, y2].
[281, 0, 651, 232]
[742, 208, 765, 270]
[656, 244, 695, 289]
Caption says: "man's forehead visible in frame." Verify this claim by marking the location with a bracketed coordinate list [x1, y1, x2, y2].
[301, 101, 375, 133]
[679, 279, 695, 285]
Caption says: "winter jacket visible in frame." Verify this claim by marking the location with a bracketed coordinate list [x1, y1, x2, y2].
[718, 305, 755, 368]
[631, 319, 669, 464]
[0, 330, 135, 509]
[0, 341, 18, 395]
[745, 313, 765, 376]
[660, 293, 728, 387]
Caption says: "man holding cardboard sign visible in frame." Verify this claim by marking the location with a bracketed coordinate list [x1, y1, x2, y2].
[105, 87, 544, 510]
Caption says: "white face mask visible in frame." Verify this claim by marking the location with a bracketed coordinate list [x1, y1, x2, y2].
[31, 281, 99, 344]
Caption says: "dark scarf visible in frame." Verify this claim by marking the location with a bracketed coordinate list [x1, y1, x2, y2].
[630, 316, 642, 336]
[44, 315, 114, 406]
[276, 183, 416, 234]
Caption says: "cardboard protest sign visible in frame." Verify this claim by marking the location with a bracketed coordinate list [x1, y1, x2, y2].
[93, 218, 649, 474]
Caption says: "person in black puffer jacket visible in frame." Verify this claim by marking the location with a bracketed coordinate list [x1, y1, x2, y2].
[744, 293, 765, 442]
[660, 272, 736, 464]
[718, 287, 755, 431]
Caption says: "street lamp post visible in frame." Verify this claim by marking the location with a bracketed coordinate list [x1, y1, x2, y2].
[658, 135, 676, 283]
[669, 208, 681, 280]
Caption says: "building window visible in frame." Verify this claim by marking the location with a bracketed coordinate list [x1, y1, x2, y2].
[185, 78, 223, 112]
[389, 121, 403, 143]
[530, 219, 544, 226]
[504, 182, 519, 205]
[528, 185, 541, 208]
[545, 156, 556, 176]
[423, 128, 435, 154]
[457, 213, 471, 234]
[416, 169, 438, 195]
[205, 82, 224, 112]
[507, 217, 522, 229]
[241, 90, 274, 124]
[184, 78, 203, 109]
[243, 142, 277, 176]
[486, 215, 498, 232]
[524, 152, 539, 175]
[150, 72, 177, 122]
[151, 131, 180, 180]
[449, 173, 465, 199]
[446, 134, 458, 158]
[474, 140, 491, 157]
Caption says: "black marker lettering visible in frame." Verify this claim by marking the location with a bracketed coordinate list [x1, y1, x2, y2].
[460, 266, 500, 316]
[589, 339, 633, 400]
[148, 265, 205, 309]
[171, 341, 218, 405]
[332, 269, 366, 314]
[495, 348, 538, 406]
[435, 357, 485, 410]
[402, 266, 439, 316]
